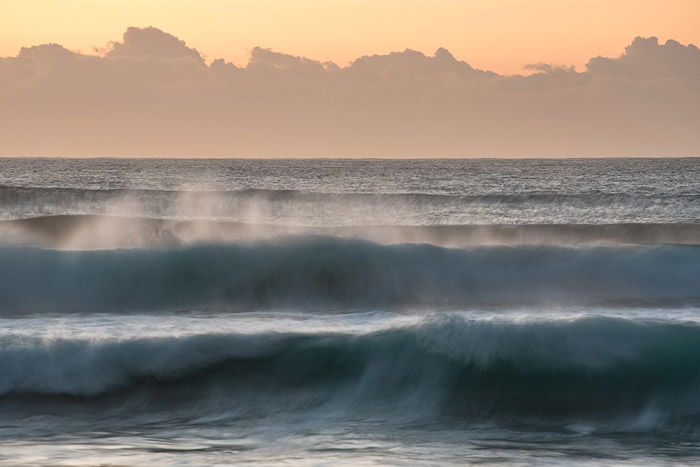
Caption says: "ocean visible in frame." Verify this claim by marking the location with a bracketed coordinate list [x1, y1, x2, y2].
[0, 157, 699, 466]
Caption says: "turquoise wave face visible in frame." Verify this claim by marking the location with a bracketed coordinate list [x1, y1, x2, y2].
[0, 238, 698, 313]
[2, 316, 700, 432]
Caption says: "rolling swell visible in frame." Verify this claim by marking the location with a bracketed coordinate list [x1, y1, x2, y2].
[4, 214, 700, 249]
[2, 317, 700, 429]
[4, 184, 698, 207]
[2, 185, 698, 225]
[0, 238, 698, 313]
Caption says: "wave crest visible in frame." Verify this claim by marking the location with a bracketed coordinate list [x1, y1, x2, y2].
[2, 317, 700, 429]
[1, 238, 698, 313]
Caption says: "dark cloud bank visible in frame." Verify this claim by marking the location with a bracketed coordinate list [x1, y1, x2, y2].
[1, 27, 699, 156]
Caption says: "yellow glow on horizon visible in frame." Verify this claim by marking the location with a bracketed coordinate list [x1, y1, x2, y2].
[3, 0, 700, 74]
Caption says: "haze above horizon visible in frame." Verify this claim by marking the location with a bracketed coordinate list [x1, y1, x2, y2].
[4, 0, 700, 75]
[1, 1, 699, 157]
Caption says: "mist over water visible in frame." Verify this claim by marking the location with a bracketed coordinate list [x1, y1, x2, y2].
[1, 158, 699, 466]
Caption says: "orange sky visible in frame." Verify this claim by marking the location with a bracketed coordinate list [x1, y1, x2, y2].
[2, 0, 700, 74]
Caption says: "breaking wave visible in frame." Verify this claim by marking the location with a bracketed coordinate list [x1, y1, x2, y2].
[0, 238, 698, 313]
[2, 317, 700, 431]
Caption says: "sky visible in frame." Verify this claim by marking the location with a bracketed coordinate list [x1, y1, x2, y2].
[1, 1, 699, 157]
[4, 0, 700, 75]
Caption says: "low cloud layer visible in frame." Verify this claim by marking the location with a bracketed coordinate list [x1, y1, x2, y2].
[1, 27, 699, 157]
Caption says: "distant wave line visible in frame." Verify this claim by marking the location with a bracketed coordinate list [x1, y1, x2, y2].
[2, 214, 700, 249]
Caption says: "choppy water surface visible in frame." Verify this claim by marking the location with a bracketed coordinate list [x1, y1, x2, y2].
[0, 158, 699, 466]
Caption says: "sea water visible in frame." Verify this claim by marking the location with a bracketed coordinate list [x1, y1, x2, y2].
[0, 158, 699, 466]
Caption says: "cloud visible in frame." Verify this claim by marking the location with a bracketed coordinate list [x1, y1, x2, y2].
[0, 27, 698, 156]
[586, 36, 700, 80]
[248, 47, 328, 73]
[347, 48, 495, 81]
[106, 26, 204, 63]
[523, 63, 576, 73]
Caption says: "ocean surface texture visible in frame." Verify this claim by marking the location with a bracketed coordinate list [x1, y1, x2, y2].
[0, 157, 699, 466]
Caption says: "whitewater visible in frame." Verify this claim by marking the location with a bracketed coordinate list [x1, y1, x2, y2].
[0, 157, 699, 466]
